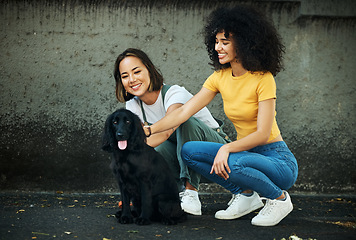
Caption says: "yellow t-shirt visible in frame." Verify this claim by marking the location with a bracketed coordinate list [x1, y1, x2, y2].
[203, 68, 280, 141]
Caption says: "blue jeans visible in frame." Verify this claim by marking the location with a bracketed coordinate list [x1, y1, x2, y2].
[182, 141, 298, 199]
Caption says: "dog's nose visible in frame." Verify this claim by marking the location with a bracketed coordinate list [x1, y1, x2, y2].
[117, 132, 124, 137]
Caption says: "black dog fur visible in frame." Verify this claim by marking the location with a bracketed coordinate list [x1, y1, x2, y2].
[102, 108, 186, 225]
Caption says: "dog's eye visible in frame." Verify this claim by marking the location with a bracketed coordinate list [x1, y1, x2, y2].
[126, 120, 131, 124]
[113, 121, 118, 125]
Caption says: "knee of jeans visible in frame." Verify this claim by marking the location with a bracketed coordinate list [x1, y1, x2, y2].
[181, 142, 195, 165]
[228, 158, 245, 173]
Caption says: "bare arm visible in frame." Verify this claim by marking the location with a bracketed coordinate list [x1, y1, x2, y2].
[147, 87, 217, 135]
[211, 98, 277, 180]
[146, 103, 182, 148]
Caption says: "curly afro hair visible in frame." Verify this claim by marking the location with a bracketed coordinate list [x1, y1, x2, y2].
[204, 5, 285, 76]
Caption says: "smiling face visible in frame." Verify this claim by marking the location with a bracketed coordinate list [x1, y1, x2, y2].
[119, 56, 151, 98]
[215, 31, 237, 65]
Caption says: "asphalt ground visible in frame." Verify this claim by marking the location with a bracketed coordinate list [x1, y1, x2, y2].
[0, 192, 355, 240]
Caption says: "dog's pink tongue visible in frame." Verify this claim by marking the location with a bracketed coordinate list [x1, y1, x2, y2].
[118, 140, 127, 150]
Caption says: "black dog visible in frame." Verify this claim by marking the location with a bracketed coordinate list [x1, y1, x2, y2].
[102, 108, 186, 225]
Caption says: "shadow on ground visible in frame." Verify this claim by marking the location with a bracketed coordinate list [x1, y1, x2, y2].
[1, 192, 355, 240]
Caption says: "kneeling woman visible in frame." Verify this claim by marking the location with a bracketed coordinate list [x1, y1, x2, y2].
[144, 5, 298, 226]
[113, 48, 230, 216]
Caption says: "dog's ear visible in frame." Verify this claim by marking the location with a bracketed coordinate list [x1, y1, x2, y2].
[102, 113, 114, 152]
[102, 136, 113, 152]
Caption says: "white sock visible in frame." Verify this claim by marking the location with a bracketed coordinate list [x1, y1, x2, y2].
[185, 189, 198, 197]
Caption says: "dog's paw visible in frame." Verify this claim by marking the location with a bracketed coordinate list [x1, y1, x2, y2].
[119, 215, 134, 224]
[135, 217, 151, 225]
[161, 217, 177, 225]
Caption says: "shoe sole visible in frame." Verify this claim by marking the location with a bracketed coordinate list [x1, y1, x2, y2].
[251, 205, 293, 226]
[215, 202, 264, 220]
[181, 202, 202, 215]
[183, 208, 202, 215]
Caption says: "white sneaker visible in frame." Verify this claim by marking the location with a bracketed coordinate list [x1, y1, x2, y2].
[215, 191, 264, 220]
[251, 191, 293, 226]
[180, 189, 202, 215]
[227, 194, 236, 206]
[179, 191, 185, 200]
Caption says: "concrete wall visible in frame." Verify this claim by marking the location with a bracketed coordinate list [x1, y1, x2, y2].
[0, 0, 355, 194]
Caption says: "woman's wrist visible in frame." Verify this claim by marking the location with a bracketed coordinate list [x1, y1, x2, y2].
[220, 143, 231, 153]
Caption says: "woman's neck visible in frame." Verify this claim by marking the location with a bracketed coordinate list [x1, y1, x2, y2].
[231, 61, 248, 77]
[139, 88, 161, 105]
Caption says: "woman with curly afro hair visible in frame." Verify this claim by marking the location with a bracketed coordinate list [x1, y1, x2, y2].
[144, 5, 298, 226]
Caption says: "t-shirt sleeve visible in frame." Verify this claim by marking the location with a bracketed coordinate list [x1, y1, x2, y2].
[257, 73, 277, 102]
[203, 72, 220, 93]
[164, 85, 193, 111]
